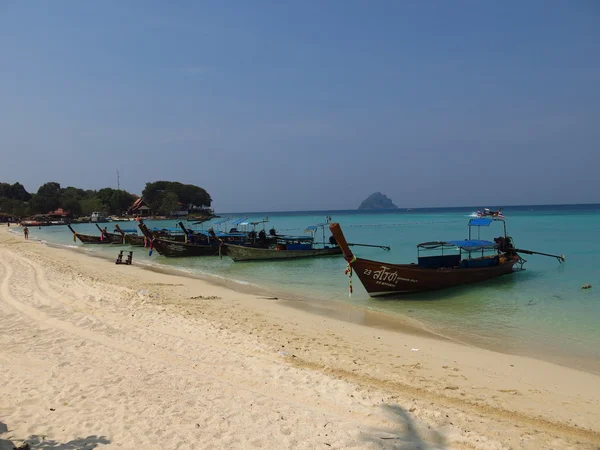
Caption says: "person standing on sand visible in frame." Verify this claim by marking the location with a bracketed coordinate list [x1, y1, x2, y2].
[23, 226, 29, 240]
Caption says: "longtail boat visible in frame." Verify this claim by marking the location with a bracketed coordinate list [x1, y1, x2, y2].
[330, 218, 564, 297]
[67, 224, 122, 244]
[95, 223, 125, 243]
[137, 220, 220, 257]
[224, 235, 342, 261]
[477, 207, 504, 218]
[114, 224, 146, 246]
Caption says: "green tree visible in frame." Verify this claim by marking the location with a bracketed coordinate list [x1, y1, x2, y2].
[29, 182, 62, 213]
[9, 182, 32, 201]
[0, 198, 28, 217]
[0, 182, 31, 201]
[95, 188, 136, 215]
[142, 181, 211, 212]
[79, 197, 104, 216]
[158, 191, 180, 215]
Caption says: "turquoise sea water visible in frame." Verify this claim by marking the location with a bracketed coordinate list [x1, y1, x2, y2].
[18, 204, 600, 372]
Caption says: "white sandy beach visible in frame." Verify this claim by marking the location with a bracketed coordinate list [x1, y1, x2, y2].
[0, 226, 599, 449]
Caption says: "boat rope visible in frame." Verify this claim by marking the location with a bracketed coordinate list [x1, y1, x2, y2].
[344, 255, 357, 297]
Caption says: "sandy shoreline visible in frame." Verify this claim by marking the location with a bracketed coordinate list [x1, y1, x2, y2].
[1, 227, 599, 449]
[36, 230, 600, 375]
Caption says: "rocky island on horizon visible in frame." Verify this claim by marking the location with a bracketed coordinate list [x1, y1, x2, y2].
[358, 192, 399, 210]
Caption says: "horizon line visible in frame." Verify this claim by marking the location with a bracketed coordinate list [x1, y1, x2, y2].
[215, 202, 600, 216]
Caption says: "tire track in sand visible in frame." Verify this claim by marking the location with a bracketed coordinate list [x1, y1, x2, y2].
[0, 251, 395, 433]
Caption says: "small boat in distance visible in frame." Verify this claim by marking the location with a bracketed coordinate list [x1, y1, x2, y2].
[477, 207, 504, 218]
[330, 217, 564, 297]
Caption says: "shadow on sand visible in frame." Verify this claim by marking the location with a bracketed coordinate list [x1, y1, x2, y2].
[362, 404, 446, 449]
[0, 423, 109, 450]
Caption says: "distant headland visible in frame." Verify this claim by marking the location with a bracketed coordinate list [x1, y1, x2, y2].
[358, 192, 399, 210]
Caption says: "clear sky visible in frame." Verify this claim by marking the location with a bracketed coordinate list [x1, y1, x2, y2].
[1, 1, 598, 212]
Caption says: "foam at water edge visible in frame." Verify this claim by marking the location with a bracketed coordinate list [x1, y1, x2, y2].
[135, 259, 257, 287]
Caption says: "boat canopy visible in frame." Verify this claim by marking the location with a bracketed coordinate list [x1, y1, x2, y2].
[468, 217, 505, 227]
[118, 228, 138, 233]
[213, 232, 246, 238]
[214, 218, 231, 225]
[418, 239, 497, 251]
[151, 227, 184, 232]
[231, 217, 248, 226]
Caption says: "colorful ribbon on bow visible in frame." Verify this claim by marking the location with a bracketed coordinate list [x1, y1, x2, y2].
[344, 255, 357, 297]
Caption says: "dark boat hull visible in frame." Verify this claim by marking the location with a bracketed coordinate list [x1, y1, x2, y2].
[125, 234, 146, 246]
[137, 219, 219, 257]
[151, 238, 220, 257]
[68, 225, 123, 244]
[224, 244, 342, 261]
[350, 257, 518, 296]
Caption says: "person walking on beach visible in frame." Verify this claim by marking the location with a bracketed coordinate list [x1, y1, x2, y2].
[23, 226, 29, 240]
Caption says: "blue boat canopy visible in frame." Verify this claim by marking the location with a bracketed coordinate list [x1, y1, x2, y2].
[214, 218, 231, 225]
[418, 239, 497, 251]
[468, 218, 493, 227]
[118, 228, 138, 233]
[305, 225, 317, 231]
[231, 217, 248, 226]
[214, 232, 246, 238]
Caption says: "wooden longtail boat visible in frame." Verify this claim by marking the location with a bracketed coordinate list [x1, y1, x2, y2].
[114, 224, 146, 246]
[137, 220, 220, 257]
[330, 218, 523, 297]
[224, 235, 342, 262]
[67, 224, 123, 244]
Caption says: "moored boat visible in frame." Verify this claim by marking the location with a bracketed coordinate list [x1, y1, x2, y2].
[137, 220, 220, 257]
[67, 224, 123, 244]
[330, 217, 563, 297]
[114, 224, 146, 246]
[224, 235, 342, 261]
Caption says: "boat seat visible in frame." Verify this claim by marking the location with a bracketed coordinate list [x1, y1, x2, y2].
[418, 254, 461, 269]
[460, 256, 499, 268]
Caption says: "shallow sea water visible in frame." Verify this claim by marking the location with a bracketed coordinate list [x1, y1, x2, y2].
[22, 204, 600, 372]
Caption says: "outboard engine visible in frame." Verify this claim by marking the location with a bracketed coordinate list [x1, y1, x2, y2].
[495, 236, 515, 253]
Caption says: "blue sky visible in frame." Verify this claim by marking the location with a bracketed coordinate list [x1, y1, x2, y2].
[1, 1, 598, 212]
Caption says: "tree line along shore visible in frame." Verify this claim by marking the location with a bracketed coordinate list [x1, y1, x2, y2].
[0, 180, 213, 223]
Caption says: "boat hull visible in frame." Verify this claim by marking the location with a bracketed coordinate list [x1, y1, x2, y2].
[151, 238, 220, 257]
[74, 234, 122, 244]
[351, 257, 518, 296]
[68, 225, 123, 244]
[125, 234, 146, 246]
[224, 244, 342, 262]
